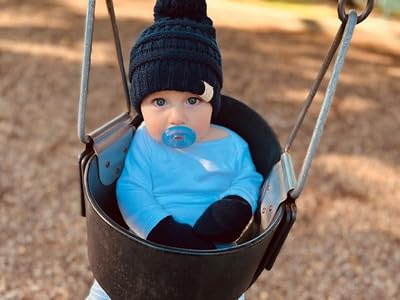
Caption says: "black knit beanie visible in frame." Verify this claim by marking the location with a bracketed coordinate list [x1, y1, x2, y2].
[128, 0, 223, 118]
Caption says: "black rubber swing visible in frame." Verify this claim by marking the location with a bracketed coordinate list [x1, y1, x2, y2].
[77, 1, 373, 299]
[79, 97, 295, 300]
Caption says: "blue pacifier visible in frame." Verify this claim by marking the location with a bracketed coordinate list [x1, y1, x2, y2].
[162, 126, 196, 148]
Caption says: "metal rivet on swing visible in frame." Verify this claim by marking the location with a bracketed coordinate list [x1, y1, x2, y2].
[338, 0, 374, 24]
[105, 161, 110, 168]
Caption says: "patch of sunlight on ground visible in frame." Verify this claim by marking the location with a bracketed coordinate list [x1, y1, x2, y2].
[334, 95, 378, 113]
[245, 0, 334, 17]
[337, 72, 367, 87]
[0, 39, 114, 65]
[229, 0, 400, 54]
[283, 88, 323, 104]
[347, 48, 395, 65]
[56, 0, 154, 21]
[386, 67, 400, 78]
[0, 15, 69, 28]
[315, 154, 400, 200]
[282, 85, 378, 112]
[54, 0, 400, 55]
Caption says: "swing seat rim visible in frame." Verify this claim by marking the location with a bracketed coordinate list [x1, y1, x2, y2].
[83, 153, 285, 256]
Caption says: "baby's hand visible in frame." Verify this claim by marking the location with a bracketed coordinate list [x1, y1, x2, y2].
[147, 216, 215, 250]
[194, 196, 252, 243]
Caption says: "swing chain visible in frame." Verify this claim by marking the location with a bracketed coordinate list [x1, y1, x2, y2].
[78, 0, 131, 145]
[286, 6, 370, 200]
[338, 0, 374, 24]
[284, 0, 374, 154]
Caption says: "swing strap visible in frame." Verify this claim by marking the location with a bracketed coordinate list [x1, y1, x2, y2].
[78, 0, 130, 145]
[285, 0, 374, 200]
[260, 0, 373, 228]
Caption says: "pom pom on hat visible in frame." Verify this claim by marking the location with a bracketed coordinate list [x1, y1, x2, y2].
[154, 0, 208, 22]
[129, 0, 223, 118]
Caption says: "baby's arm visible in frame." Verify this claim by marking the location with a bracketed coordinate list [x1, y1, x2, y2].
[194, 139, 262, 243]
[220, 141, 263, 209]
[117, 128, 214, 249]
[116, 131, 169, 238]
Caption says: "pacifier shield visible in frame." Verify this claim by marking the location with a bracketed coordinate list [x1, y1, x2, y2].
[162, 126, 196, 148]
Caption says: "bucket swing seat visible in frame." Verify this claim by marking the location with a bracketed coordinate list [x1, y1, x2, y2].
[79, 94, 296, 300]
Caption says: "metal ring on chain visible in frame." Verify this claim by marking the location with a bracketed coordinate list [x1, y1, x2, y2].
[338, 0, 374, 24]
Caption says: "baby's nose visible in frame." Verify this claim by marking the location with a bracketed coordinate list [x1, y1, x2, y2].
[169, 107, 187, 125]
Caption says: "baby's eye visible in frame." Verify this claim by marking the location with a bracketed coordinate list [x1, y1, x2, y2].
[186, 97, 200, 105]
[153, 98, 166, 107]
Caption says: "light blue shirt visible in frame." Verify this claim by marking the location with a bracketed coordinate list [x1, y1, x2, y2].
[116, 123, 263, 238]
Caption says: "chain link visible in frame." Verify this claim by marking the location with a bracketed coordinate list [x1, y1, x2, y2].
[338, 0, 374, 24]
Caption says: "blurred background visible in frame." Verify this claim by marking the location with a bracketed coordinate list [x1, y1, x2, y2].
[1, 0, 399, 299]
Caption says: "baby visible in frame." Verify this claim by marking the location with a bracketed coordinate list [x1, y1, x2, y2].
[87, 0, 262, 298]
[116, 0, 263, 250]
[117, 88, 262, 249]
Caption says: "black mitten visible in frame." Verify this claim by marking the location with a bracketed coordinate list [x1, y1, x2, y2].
[147, 216, 215, 250]
[193, 196, 252, 243]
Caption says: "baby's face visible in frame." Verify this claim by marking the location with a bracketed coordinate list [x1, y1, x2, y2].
[141, 90, 212, 143]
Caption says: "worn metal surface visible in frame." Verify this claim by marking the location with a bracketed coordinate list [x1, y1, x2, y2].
[91, 113, 133, 186]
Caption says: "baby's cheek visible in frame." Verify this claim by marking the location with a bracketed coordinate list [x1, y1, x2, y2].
[196, 123, 212, 141]
[194, 110, 212, 139]
[148, 129, 162, 142]
[143, 121, 163, 142]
